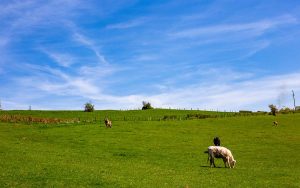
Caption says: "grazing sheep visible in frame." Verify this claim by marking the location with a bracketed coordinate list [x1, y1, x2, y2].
[104, 118, 112, 128]
[204, 146, 236, 168]
[273, 121, 278, 126]
[213, 137, 221, 146]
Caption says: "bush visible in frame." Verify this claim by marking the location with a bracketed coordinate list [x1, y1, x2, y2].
[186, 114, 217, 119]
[163, 115, 178, 120]
[239, 110, 252, 113]
[84, 102, 94, 112]
[279, 107, 293, 114]
[142, 101, 153, 110]
[255, 111, 268, 115]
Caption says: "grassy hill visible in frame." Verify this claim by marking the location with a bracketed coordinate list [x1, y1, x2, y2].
[0, 110, 299, 187]
[0, 109, 256, 123]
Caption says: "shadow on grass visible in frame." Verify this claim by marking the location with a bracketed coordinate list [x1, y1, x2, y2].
[200, 165, 223, 168]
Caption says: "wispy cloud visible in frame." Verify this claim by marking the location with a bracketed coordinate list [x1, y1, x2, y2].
[0, 1, 36, 18]
[133, 54, 158, 61]
[22, 61, 300, 111]
[1, 1, 299, 111]
[69, 71, 299, 111]
[73, 32, 108, 64]
[142, 72, 300, 111]
[170, 15, 298, 39]
[42, 50, 76, 67]
[23, 64, 102, 96]
[79, 64, 118, 78]
[0, 0, 94, 44]
[4, 58, 300, 110]
[106, 18, 147, 29]
[242, 40, 270, 58]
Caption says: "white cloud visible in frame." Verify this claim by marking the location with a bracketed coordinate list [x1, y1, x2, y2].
[1, 2, 299, 111]
[33, 67, 101, 96]
[47, 71, 299, 111]
[15, 62, 118, 102]
[17, 60, 300, 111]
[106, 18, 146, 29]
[241, 40, 270, 58]
[5, 60, 300, 111]
[73, 32, 108, 64]
[170, 15, 298, 39]
[0, 0, 94, 46]
[1, 100, 32, 110]
[42, 50, 75, 67]
[71, 78, 100, 95]
[90, 72, 300, 111]
[0, 1, 36, 18]
[133, 54, 158, 61]
[79, 64, 118, 78]
[145, 72, 300, 111]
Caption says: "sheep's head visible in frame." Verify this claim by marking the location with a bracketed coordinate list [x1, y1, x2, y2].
[231, 160, 236, 168]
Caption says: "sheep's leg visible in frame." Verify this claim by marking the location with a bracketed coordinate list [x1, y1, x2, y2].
[210, 157, 215, 167]
[227, 158, 231, 168]
[210, 158, 216, 167]
[223, 158, 227, 168]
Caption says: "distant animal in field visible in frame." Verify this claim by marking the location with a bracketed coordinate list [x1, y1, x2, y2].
[273, 121, 278, 126]
[213, 137, 221, 146]
[204, 146, 236, 168]
[104, 118, 112, 128]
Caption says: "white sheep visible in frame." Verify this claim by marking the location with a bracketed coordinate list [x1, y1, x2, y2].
[204, 146, 236, 168]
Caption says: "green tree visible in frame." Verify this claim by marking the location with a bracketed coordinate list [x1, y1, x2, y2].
[84, 102, 94, 112]
[142, 101, 153, 110]
[268, 104, 278, 116]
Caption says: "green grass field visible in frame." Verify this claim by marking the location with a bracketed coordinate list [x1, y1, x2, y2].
[0, 110, 299, 187]
[0, 109, 236, 122]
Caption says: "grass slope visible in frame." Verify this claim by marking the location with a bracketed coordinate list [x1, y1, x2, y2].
[0, 112, 299, 187]
[0, 109, 234, 122]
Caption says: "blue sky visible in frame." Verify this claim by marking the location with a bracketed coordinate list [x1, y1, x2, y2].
[1, 0, 300, 111]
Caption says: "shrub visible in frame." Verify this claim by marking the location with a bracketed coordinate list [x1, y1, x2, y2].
[239, 110, 252, 113]
[255, 111, 268, 115]
[268, 104, 278, 116]
[84, 102, 94, 112]
[279, 107, 293, 114]
[186, 114, 217, 119]
[142, 101, 153, 110]
[163, 115, 178, 120]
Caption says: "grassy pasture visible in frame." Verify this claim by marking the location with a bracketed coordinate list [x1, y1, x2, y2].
[0, 110, 299, 187]
[0, 109, 233, 122]
[0, 109, 263, 123]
